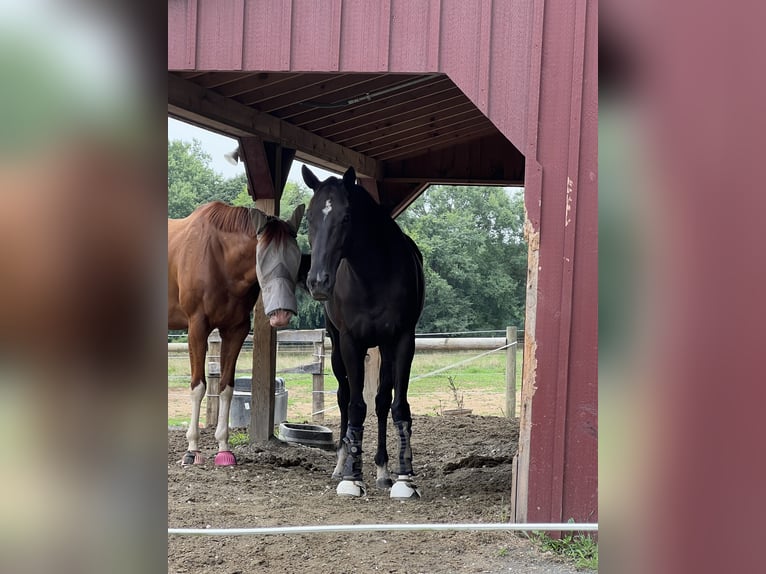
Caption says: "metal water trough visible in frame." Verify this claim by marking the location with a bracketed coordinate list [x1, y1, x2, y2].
[230, 377, 288, 428]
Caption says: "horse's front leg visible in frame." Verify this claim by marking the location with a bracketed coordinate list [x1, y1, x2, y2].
[212, 322, 250, 466]
[181, 315, 210, 466]
[335, 336, 368, 497]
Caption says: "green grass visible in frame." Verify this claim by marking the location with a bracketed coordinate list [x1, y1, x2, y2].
[531, 527, 598, 570]
[167, 416, 189, 427]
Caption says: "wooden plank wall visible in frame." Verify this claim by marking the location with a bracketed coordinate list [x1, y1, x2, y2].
[168, 0, 532, 150]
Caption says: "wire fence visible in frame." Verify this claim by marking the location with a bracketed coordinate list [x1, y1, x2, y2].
[168, 329, 524, 419]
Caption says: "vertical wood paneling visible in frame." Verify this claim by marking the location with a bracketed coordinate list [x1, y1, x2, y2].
[388, 0, 431, 71]
[488, 0, 532, 151]
[168, 0, 197, 70]
[519, 0, 598, 525]
[339, 0, 391, 71]
[476, 0, 493, 113]
[196, 0, 245, 70]
[437, 0, 482, 116]
[561, 0, 597, 523]
[426, 0, 442, 70]
[243, 0, 293, 70]
[290, 0, 342, 71]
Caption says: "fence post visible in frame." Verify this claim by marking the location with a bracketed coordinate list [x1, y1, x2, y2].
[206, 329, 222, 428]
[312, 330, 326, 422]
[364, 347, 381, 411]
[506, 326, 517, 419]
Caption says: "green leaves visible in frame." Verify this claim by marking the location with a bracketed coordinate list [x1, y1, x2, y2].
[398, 185, 527, 333]
[166, 147, 527, 333]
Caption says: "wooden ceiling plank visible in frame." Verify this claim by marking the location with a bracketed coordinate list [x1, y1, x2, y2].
[345, 108, 486, 152]
[275, 75, 444, 122]
[375, 125, 498, 161]
[319, 94, 476, 145]
[286, 76, 451, 128]
[258, 73, 400, 113]
[214, 72, 302, 98]
[296, 79, 458, 134]
[168, 73, 380, 178]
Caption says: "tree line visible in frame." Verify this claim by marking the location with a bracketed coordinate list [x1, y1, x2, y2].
[168, 139, 527, 333]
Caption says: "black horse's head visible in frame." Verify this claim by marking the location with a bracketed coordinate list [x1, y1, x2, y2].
[302, 165, 357, 301]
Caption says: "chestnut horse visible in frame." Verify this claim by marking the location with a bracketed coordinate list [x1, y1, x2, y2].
[302, 166, 425, 498]
[168, 201, 304, 466]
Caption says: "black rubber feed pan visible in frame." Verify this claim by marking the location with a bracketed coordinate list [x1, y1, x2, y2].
[278, 423, 335, 450]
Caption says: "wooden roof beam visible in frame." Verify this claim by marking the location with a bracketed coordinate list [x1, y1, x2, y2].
[168, 73, 380, 179]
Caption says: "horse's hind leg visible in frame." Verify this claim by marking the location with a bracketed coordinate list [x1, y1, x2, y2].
[181, 315, 210, 466]
[389, 335, 421, 499]
[212, 321, 250, 466]
[374, 352, 394, 488]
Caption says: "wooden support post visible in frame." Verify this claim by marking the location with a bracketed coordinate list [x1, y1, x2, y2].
[250, 196, 278, 443]
[312, 331, 326, 422]
[506, 326, 518, 419]
[363, 347, 381, 412]
[251, 296, 276, 442]
[205, 329, 221, 428]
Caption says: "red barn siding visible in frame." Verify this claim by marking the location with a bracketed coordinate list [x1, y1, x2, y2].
[168, 0, 198, 70]
[243, 0, 293, 70]
[339, 0, 391, 71]
[290, 0, 342, 71]
[388, 0, 441, 71]
[168, 0, 533, 153]
[520, 0, 598, 524]
[196, 0, 245, 70]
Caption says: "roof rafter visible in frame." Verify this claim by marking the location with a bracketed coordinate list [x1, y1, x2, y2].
[168, 73, 380, 178]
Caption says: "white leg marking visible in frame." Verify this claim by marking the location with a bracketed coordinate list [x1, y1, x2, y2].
[215, 384, 234, 452]
[186, 383, 206, 452]
[332, 442, 347, 479]
[376, 464, 392, 486]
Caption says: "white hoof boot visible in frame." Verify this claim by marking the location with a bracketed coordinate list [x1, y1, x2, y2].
[337, 480, 367, 497]
[390, 476, 421, 500]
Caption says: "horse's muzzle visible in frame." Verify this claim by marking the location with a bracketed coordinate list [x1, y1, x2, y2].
[269, 309, 294, 327]
[308, 271, 331, 301]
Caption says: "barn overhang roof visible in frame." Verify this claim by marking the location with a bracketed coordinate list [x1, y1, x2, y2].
[168, 71, 524, 214]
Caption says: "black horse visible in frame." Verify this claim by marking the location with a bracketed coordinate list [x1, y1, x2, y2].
[302, 165, 425, 499]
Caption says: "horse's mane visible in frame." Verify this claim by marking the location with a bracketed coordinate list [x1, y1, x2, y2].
[258, 218, 294, 247]
[198, 202, 256, 237]
[347, 181, 399, 234]
[197, 201, 295, 246]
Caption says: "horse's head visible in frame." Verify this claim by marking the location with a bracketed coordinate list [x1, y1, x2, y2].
[252, 204, 305, 327]
[302, 165, 356, 301]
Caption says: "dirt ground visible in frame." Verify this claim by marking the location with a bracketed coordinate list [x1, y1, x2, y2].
[168, 415, 589, 573]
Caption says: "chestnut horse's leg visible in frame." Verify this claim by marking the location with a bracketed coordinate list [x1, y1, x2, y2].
[182, 315, 210, 465]
[374, 350, 394, 488]
[213, 321, 250, 466]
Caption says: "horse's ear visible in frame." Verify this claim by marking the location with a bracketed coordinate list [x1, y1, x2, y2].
[302, 165, 320, 190]
[343, 166, 357, 190]
[251, 208, 269, 234]
[286, 203, 305, 234]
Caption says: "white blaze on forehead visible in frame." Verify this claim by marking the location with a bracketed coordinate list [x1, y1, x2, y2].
[322, 199, 332, 220]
